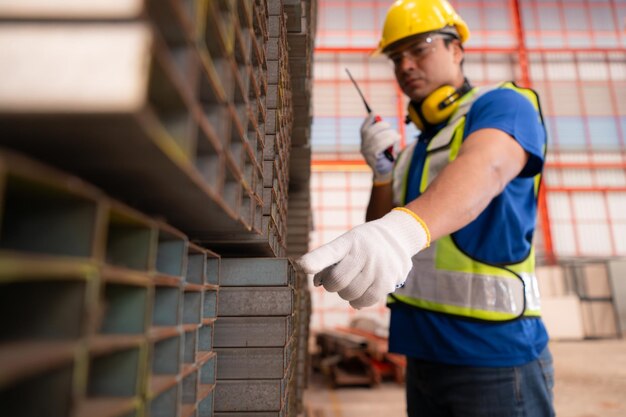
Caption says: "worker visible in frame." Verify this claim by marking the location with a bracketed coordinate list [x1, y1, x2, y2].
[298, 0, 554, 415]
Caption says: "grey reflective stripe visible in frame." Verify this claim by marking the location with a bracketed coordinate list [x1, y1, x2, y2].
[402, 270, 524, 316]
[423, 119, 460, 189]
[521, 272, 542, 312]
[392, 142, 415, 206]
[396, 248, 541, 317]
[424, 100, 470, 150]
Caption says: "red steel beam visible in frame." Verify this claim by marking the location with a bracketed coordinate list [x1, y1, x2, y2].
[511, 0, 556, 263]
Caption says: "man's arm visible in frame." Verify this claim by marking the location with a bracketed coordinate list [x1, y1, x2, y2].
[359, 113, 399, 221]
[297, 127, 530, 309]
[366, 183, 394, 221]
[406, 127, 529, 241]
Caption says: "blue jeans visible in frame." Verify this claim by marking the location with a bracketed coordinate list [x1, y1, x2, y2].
[405, 347, 555, 417]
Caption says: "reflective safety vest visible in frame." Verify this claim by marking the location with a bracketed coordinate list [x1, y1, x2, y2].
[389, 82, 545, 322]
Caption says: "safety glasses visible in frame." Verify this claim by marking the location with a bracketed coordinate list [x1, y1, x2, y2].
[387, 34, 455, 68]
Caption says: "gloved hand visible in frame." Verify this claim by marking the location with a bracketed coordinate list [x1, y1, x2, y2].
[296, 208, 430, 309]
[360, 113, 401, 185]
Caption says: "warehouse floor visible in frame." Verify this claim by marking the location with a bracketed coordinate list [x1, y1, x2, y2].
[303, 339, 626, 417]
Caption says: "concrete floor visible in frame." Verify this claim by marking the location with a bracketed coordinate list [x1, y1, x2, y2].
[303, 339, 626, 417]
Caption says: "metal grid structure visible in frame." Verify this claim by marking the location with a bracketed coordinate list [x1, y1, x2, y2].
[309, 0, 626, 330]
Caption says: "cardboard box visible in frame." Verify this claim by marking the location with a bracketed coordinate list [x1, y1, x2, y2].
[581, 300, 618, 338]
[580, 263, 612, 298]
[541, 296, 585, 340]
[536, 265, 568, 297]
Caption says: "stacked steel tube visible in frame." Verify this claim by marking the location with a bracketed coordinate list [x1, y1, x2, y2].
[0, 0, 316, 416]
[0, 150, 219, 417]
[213, 258, 298, 415]
[285, 0, 316, 260]
[0, 0, 316, 257]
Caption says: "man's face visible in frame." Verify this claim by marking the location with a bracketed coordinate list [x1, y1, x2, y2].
[387, 34, 464, 102]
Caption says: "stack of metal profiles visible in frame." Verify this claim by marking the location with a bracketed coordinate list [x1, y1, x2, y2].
[261, 0, 292, 258]
[0, 0, 308, 257]
[283, 3, 316, 399]
[214, 0, 294, 256]
[0, 0, 316, 416]
[0, 150, 219, 417]
[213, 258, 305, 415]
[285, 0, 316, 260]
[149, 237, 219, 417]
[294, 271, 312, 414]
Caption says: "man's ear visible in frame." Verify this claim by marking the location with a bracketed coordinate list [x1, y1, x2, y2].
[452, 41, 464, 65]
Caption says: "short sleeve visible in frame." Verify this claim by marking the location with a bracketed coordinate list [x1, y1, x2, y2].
[464, 88, 546, 178]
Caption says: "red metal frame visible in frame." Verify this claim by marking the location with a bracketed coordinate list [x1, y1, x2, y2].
[511, 0, 556, 263]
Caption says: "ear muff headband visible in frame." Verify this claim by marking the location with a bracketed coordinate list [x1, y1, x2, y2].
[407, 79, 472, 130]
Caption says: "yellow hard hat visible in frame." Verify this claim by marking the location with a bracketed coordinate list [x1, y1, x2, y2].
[376, 0, 470, 54]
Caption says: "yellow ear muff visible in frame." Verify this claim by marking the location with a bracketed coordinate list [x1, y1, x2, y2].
[406, 81, 471, 131]
[421, 85, 460, 124]
[407, 102, 424, 131]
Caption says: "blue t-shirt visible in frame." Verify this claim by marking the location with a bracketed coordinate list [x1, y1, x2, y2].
[388, 88, 549, 367]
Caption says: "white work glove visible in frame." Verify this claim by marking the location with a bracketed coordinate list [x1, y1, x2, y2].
[360, 113, 401, 185]
[296, 208, 430, 309]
